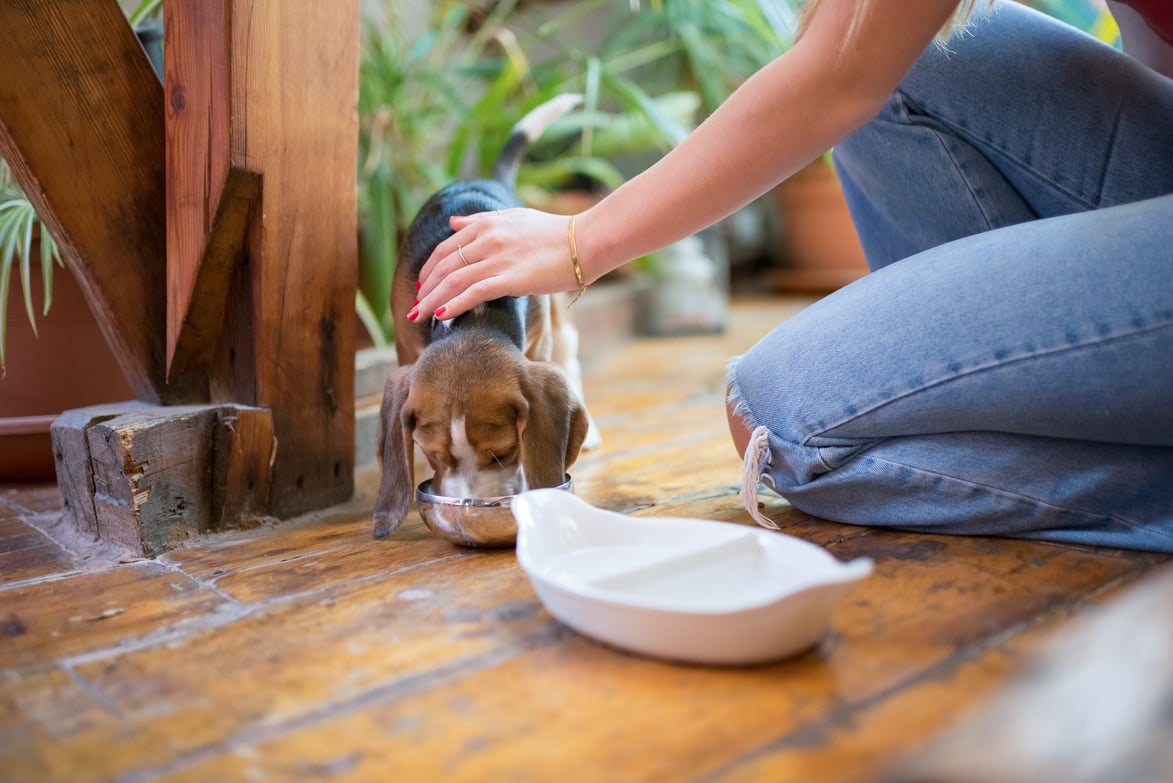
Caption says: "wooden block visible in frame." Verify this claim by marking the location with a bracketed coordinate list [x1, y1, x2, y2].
[51, 402, 151, 541]
[210, 404, 274, 531]
[85, 405, 218, 554]
[51, 402, 275, 556]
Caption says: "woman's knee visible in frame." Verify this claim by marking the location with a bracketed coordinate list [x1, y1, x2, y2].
[725, 382, 753, 459]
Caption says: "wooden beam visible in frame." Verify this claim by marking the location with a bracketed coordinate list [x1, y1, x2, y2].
[167, 0, 359, 516]
[0, 0, 203, 404]
[164, 0, 233, 376]
[166, 166, 261, 382]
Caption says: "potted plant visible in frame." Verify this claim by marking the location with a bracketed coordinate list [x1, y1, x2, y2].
[596, 0, 868, 295]
[354, 0, 700, 349]
[766, 154, 870, 294]
[575, 0, 800, 324]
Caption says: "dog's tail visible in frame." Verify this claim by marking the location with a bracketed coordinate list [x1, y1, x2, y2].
[491, 93, 584, 187]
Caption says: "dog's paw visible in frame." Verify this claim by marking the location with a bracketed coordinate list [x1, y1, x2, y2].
[372, 512, 403, 540]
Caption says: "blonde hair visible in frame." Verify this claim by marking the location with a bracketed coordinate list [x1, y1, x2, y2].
[799, 0, 993, 47]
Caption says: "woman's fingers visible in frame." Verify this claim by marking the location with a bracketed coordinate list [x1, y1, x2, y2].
[417, 214, 476, 293]
[412, 208, 576, 322]
[415, 262, 493, 321]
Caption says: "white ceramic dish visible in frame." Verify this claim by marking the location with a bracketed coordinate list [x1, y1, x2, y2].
[512, 489, 873, 666]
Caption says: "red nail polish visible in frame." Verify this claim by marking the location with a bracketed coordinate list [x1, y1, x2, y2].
[415, 281, 421, 291]
[407, 306, 419, 321]
[435, 306, 446, 318]
[412, 299, 419, 307]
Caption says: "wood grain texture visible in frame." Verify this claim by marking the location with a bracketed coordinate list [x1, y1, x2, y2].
[164, 0, 233, 373]
[223, 0, 360, 516]
[1, 297, 1167, 782]
[164, 0, 360, 516]
[0, 1, 197, 403]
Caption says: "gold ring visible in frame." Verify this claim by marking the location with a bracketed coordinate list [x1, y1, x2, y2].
[457, 245, 469, 266]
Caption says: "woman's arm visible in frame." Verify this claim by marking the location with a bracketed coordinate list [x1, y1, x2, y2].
[413, 0, 959, 322]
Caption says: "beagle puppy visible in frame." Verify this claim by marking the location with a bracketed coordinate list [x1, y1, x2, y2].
[373, 94, 598, 539]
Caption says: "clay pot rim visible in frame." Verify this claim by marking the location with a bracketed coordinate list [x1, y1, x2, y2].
[0, 414, 56, 436]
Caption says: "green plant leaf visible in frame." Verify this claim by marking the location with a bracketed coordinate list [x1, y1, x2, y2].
[0, 253, 10, 368]
[127, 0, 163, 27]
[598, 69, 689, 147]
[39, 227, 58, 316]
[16, 207, 35, 331]
[355, 291, 390, 349]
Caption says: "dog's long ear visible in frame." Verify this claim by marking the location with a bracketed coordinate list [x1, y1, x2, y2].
[517, 363, 589, 489]
[391, 263, 429, 367]
[373, 365, 417, 539]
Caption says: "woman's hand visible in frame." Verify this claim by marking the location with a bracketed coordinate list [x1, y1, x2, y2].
[410, 208, 582, 322]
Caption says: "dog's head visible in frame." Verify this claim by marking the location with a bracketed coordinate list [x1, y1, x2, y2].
[373, 334, 588, 538]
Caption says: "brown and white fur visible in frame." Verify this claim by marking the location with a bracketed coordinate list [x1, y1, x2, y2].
[373, 94, 599, 539]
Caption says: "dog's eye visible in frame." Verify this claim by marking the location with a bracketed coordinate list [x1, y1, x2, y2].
[483, 447, 517, 467]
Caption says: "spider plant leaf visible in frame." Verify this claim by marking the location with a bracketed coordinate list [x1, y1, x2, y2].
[536, 0, 611, 38]
[0, 253, 10, 368]
[0, 203, 31, 365]
[677, 21, 727, 111]
[16, 207, 36, 331]
[39, 228, 58, 316]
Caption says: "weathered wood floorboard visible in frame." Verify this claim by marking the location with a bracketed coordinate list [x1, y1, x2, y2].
[0, 295, 1167, 783]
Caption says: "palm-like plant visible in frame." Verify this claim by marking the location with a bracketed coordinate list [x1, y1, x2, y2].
[0, 159, 63, 369]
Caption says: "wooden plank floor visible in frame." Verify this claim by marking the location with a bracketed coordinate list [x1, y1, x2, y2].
[1, 294, 1168, 783]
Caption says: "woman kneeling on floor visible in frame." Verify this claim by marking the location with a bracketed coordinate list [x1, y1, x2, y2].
[410, 0, 1173, 553]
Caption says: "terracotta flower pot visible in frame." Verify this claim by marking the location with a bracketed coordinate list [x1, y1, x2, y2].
[1, 261, 134, 482]
[767, 158, 870, 294]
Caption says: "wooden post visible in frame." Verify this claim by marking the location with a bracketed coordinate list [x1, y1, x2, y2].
[0, 0, 360, 545]
[166, 0, 359, 517]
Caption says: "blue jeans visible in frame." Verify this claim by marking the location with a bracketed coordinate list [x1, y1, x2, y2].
[727, 1, 1173, 552]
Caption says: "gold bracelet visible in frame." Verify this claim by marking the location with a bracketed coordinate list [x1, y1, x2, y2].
[568, 214, 587, 304]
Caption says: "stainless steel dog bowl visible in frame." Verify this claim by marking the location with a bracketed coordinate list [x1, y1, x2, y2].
[416, 475, 573, 548]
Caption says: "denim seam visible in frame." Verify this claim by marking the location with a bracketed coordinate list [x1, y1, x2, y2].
[809, 319, 1173, 446]
[1094, 105, 1125, 205]
[859, 451, 1173, 542]
[899, 90, 1099, 211]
